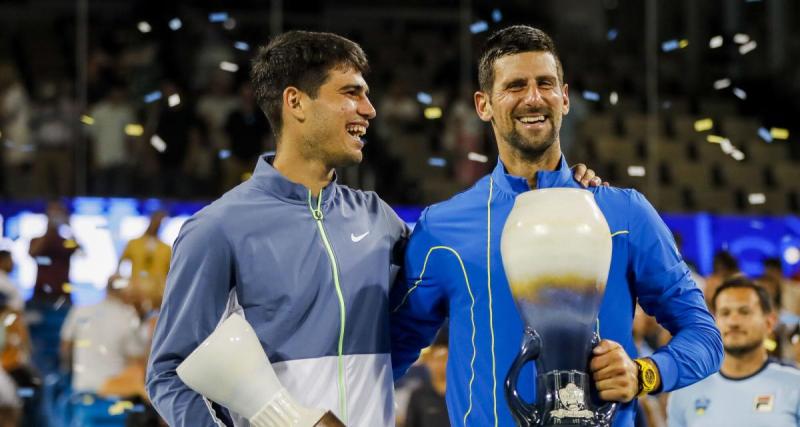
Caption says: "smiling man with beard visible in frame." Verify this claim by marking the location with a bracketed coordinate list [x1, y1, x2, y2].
[668, 277, 800, 426]
[390, 25, 722, 427]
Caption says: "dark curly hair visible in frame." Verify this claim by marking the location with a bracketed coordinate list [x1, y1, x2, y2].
[478, 25, 563, 93]
[250, 31, 369, 137]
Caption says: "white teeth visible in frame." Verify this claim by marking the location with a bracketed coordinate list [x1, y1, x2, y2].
[346, 124, 366, 137]
[518, 116, 545, 124]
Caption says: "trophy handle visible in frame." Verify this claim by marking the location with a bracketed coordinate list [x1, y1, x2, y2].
[504, 327, 542, 427]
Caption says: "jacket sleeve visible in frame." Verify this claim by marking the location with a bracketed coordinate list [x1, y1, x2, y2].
[145, 215, 235, 427]
[390, 209, 448, 380]
[628, 190, 723, 392]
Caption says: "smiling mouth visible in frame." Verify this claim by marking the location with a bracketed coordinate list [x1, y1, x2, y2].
[346, 124, 367, 140]
[516, 115, 547, 125]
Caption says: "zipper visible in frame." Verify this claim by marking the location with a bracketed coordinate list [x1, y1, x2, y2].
[307, 189, 348, 423]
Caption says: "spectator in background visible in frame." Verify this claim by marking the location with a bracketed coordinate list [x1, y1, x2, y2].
[0, 355, 21, 427]
[0, 63, 33, 198]
[668, 277, 800, 426]
[704, 250, 741, 307]
[118, 210, 171, 288]
[60, 274, 145, 395]
[222, 82, 271, 190]
[28, 201, 78, 305]
[0, 251, 23, 312]
[148, 80, 201, 197]
[30, 81, 79, 197]
[196, 70, 238, 157]
[405, 327, 450, 427]
[87, 81, 136, 196]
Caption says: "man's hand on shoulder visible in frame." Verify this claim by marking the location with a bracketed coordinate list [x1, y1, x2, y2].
[572, 164, 608, 188]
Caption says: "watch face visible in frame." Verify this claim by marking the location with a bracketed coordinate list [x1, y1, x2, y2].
[644, 369, 656, 386]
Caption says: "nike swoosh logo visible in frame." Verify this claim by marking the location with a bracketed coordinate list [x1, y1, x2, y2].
[351, 231, 370, 242]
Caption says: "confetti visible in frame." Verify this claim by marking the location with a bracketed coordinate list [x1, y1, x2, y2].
[733, 33, 750, 44]
[470, 20, 489, 34]
[627, 166, 646, 177]
[150, 135, 167, 153]
[219, 61, 239, 73]
[609, 91, 619, 105]
[607, 29, 618, 41]
[694, 118, 714, 132]
[709, 35, 723, 49]
[733, 87, 747, 100]
[732, 150, 745, 161]
[424, 107, 442, 119]
[81, 393, 94, 405]
[64, 239, 77, 249]
[54, 296, 66, 310]
[706, 135, 726, 144]
[234, 41, 250, 51]
[770, 127, 789, 140]
[713, 78, 731, 90]
[62, 283, 73, 293]
[108, 400, 134, 416]
[80, 115, 95, 125]
[209, 12, 229, 23]
[169, 18, 182, 31]
[35, 256, 52, 266]
[582, 91, 600, 102]
[137, 21, 151, 33]
[416, 92, 433, 105]
[784, 247, 800, 265]
[661, 39, 680, 52]
[491, 9, 503, 22]
[112, 278, 130, 289]
[3, 313, 17, 327]
[748, 193, 766, 205]
[125, 124, 144, 137]
[739, 40, 757, 55]
[758, 127, 773, 142]
[144, 91, 162, 103]
[218, 149, 231, 160]
[168, 94, 181, 107]
[17, 388, 34, 398]
[679, 39, 689, 49]
[468, 152, 488, 163]
[428, 157, 447, 167]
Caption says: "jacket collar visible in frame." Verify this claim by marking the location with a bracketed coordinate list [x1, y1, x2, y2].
[250, 153, 339, 206]
[490, 154, 579, 196]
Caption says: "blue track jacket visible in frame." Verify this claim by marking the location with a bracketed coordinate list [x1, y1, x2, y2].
[147, 155, 408, 427]
[390, 155, 723, 427]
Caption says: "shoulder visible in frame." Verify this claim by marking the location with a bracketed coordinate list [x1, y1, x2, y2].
[422, 175, 492, 223]
[765, 360, 800, 382]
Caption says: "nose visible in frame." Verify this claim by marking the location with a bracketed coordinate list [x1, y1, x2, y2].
[359, 95, 377, 120]
[523, 85, 544, 106]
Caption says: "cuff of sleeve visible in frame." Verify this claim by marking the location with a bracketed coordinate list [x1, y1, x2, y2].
[649, 350, 678, 393]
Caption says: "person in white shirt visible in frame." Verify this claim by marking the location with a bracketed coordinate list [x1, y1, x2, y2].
[60, 274, 145, 393]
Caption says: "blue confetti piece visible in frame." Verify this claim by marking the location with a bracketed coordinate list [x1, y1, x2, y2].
[168, 18, 182, 31]
[209, 12, 229, 23]
[234, 41, 250, 51]
[607, 29, 618, 41]
[17, 388, 35, 398]
[428, 157, 447, 167]
[470, 20, 489, 34]
[416, 92, 433, 105]
[144, 91, 162, 103]
[491, 9, 503, 22]
[661, 39, 679, 52]
[219, 149, 231, 159]
[758, 127, 773, 143]
[582, 91, 600, 102]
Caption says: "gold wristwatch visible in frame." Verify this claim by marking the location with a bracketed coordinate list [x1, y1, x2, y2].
[634, 357, 660, 398]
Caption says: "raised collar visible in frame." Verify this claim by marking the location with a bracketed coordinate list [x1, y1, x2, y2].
[250, 154, 339, 206]
[490, 154, 578, 196]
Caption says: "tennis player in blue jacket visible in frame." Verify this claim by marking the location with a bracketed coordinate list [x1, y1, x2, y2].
[390, 25, 723, 427]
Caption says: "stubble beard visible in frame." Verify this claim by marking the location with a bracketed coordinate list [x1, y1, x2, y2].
[723, 338, 763, 357]
[504, 121, 559, 163]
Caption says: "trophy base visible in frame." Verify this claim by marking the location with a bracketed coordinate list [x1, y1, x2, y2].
[313, 411, 346, 427]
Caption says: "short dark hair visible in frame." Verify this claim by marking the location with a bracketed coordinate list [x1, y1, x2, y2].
[250, 31, 369, 137]
[478, 25, 564, 93]
[0, 250, 10, 262]
[763, 257, 782, 270]
[711, 276, 773, 314]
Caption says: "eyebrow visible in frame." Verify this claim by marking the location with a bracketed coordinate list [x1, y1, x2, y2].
[340, 84, 369, 95]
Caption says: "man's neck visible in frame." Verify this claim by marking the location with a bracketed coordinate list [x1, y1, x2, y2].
[497, 141, 561, 189]
[272, 139, 334, 196]
[720, 348, 768, 379]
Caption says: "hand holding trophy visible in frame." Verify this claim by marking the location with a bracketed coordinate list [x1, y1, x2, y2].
[501, 188, 616, 427]
[176, 313, 345, 427]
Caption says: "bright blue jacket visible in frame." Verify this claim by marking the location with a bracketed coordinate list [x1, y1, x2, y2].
[390, 156, 723, 427]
